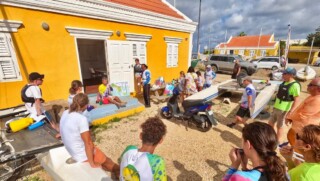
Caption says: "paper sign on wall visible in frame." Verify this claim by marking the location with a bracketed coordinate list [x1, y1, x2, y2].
[110, 82, 130, 96]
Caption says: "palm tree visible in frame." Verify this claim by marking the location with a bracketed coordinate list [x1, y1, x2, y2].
[238, 32, 247, 36]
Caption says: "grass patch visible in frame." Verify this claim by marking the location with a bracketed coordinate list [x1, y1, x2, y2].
[24, 176, 43, 181]
[91, 117, 121, 136]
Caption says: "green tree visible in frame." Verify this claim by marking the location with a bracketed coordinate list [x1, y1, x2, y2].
[238, 32, 247, 36]
[305, 26, 320, 47]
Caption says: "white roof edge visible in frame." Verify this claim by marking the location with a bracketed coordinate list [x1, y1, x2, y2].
[1, 0, 197, 33]
[161, 0, 193, 22]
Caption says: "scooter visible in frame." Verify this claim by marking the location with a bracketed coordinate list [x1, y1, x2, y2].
[160, 86, 218, 132]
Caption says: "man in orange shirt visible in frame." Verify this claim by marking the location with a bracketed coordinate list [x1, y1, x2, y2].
[286, 77, 320, 146]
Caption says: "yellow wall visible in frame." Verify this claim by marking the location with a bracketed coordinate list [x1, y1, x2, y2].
[0, 5, 191, 108]
[288, 52, 319, 64]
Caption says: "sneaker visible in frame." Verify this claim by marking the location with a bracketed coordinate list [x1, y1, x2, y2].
[227, 122, 236, 128]
[145, 105, 151, 108]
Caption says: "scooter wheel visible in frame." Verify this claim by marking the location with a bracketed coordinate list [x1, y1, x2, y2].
[160, 107, 173, 120]
[198, 116, 212, 132]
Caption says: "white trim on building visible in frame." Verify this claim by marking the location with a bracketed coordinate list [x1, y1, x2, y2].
[1, 0, 197, 33]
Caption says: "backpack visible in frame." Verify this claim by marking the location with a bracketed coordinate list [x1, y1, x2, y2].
[21, 84, 44, 104]
[276, 81, 301, 103]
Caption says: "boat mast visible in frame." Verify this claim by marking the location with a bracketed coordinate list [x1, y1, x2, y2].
[306, 36, 315, 66]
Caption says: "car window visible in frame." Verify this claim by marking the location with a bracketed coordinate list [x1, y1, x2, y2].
[228, 57, 234, 62]
[259, 58, 268, 62]
[221, 57, 228, 62]
[272, 58, 279, 62]
[210, 56, 218, 61]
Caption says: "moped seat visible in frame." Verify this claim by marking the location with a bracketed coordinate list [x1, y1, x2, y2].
[182, 99, 206, 109]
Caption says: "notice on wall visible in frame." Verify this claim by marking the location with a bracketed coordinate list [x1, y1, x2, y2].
[110, 82, 130, 97]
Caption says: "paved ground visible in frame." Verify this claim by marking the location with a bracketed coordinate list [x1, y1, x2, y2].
[17, 64, 320, 180]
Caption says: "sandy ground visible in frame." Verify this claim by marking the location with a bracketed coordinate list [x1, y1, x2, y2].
[17, 64, 320, 181]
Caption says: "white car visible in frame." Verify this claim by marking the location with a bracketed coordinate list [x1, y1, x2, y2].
[253, 57, 282, 70]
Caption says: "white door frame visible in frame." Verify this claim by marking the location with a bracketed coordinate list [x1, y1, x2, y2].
[65, 27, 113, 82]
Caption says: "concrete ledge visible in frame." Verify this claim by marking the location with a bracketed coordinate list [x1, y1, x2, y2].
[91, 105, 145, 125]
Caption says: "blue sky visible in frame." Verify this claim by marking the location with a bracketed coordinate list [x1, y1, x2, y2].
[166, 0, 320, 52]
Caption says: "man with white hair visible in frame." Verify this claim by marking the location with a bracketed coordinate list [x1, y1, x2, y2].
[203, 65, 216, 89]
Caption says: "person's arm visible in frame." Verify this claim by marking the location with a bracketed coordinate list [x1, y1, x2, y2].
[81, 131, 100, 168]
[153, 158, 167, 181]
[35, 99, 42, 116]
[237, 65, 241, 75]
[287, 96, 300, 118]
[279, 145, 295, 169]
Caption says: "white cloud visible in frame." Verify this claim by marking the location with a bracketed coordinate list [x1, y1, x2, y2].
[167, 0, 320, 52]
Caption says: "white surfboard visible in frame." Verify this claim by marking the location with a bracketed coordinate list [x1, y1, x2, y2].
[250, 83, 278, 119]
[185, 79, 233, 101]
[296, 66, 316, 81]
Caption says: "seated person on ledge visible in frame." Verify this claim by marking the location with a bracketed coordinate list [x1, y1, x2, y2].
[98, 76, 126, 108]
[60, 93, 120, 177]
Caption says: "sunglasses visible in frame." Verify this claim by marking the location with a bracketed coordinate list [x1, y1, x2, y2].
[307, 83, 319, 87]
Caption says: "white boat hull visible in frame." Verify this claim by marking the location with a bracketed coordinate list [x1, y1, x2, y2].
[37, 146, 112, 181]
[296, 66, 316, 80]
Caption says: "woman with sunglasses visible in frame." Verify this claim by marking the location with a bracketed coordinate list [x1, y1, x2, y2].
[223, 122, 288, 181]
[280, 125, 320, 180]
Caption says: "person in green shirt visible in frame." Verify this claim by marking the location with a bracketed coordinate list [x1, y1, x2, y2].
[269, 67, 300, 142]
[280, 124, 320, 181]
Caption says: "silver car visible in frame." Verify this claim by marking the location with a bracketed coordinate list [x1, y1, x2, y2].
[205, 54, 257, 75]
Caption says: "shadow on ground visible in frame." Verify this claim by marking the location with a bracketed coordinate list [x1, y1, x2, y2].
[172, 160, 202, 181]
[206, 159, 229, 180]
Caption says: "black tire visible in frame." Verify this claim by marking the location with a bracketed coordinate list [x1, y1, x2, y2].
[271, 66, 278, 70]
[197, 115, 212, 132]
[160, 107, 173, 119]
[211, 65, 218, 72]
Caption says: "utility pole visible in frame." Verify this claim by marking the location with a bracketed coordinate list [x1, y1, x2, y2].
[174, 0, 176, 7]
[208, 27, 211, 54]
[196, 0, 202, 57]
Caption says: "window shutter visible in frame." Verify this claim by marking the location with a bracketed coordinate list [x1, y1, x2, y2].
[167, 44, 173, 67]
[0, 58, 18, 79]
[172, 44, 178, 66]
[0, 33, 21, 81]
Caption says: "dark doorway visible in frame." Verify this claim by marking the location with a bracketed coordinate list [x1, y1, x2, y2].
[77, 39, 107, 93]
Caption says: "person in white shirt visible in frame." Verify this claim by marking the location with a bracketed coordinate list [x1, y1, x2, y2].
[21, 72, 45, 118]
[60, 93, 120, 177]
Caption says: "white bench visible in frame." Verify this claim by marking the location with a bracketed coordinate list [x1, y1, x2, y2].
[37, 146, 112, 181]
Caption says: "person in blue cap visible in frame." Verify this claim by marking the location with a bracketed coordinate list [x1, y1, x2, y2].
[268, 67, 301, 143]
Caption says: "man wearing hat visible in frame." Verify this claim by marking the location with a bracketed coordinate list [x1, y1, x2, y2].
[227, 76, 256, 128]
[21, 72, 45, 117]
[203, 65, 216, 89]
[268, 67, 301, 143]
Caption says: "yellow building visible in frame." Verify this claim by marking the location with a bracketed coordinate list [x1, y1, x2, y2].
[214, 34, 279, 60]
[288, 46, 320, 64]
[0, 0, 197, 109]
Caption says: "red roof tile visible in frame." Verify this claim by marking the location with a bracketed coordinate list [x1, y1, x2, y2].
[104, 0, 184, 19]
[219, 35, 276, 48]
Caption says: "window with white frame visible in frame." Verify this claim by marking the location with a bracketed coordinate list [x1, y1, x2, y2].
[0, 33, 21, 82]
[220, 49, 225, 54]
[227, 50, 230, 54]
[260, 50, 266, 57]
[238, 49, 244, 55]
[249, 50, 255, 57]
[164, 37, 182, 68]
[132, 42, 147, 64]
[124, 33, 152, 65]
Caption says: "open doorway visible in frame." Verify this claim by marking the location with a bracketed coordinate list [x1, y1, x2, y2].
[77, 39, 107, 94]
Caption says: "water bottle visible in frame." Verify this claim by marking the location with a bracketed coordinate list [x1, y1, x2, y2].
[8, 117, 34, 132]
[28, 121, 45, 131]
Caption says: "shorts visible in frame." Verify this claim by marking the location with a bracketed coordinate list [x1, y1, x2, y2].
[270, 108, 287, 128]
[84, 146, 107, 165]
[236, 106, 250, 118]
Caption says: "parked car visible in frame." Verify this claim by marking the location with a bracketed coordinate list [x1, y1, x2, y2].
[252, 56, 282, 70]
[205, 54, 257, 75]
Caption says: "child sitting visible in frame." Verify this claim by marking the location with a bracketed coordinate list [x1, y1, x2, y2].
[98, 76, 126, 108]
[120, 117, 167, 180]
[196, 71, 204, 91]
